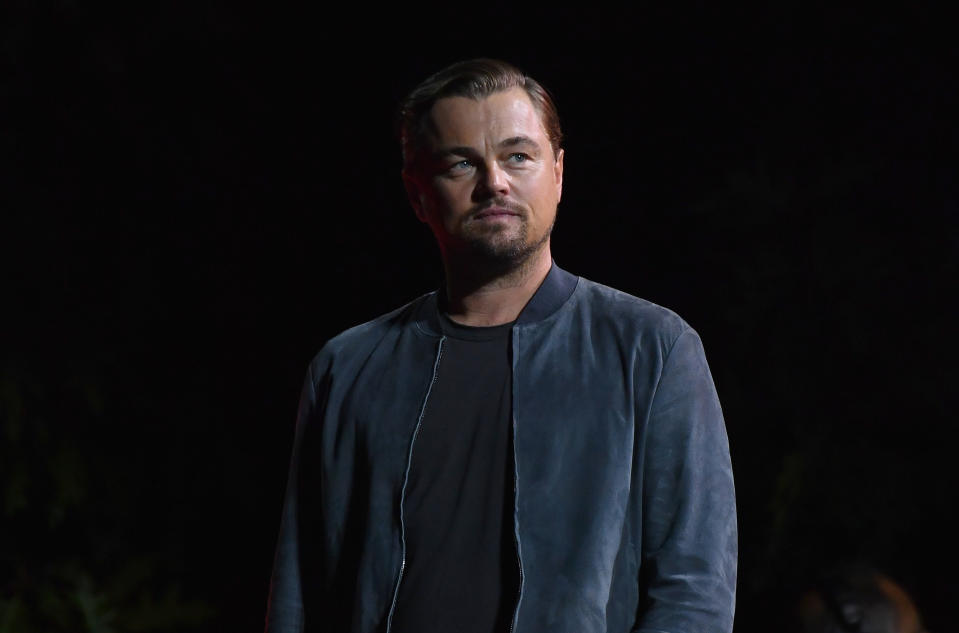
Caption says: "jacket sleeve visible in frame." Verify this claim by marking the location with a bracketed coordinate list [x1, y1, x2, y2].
[634, 327, 737, 633]
[264, 363, 319, 633]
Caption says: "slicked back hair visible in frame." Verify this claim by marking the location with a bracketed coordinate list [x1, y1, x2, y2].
[396, 58, 563, 173]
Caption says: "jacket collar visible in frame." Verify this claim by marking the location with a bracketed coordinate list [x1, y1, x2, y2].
[515, 260, 578, 325]
[414, 260, 578, 335]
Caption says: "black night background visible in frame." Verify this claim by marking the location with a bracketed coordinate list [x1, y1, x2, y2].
[3, 4, 957, 632]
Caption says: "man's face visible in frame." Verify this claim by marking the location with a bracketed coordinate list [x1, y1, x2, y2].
[404, 87, 564, 266]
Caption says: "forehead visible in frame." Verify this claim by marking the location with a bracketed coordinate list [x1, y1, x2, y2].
[425, 87, 548, 147]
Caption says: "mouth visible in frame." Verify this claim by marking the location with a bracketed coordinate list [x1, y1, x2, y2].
[473, 206, 521, 220]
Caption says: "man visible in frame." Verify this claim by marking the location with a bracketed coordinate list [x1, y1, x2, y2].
[265, 58, 737, 633]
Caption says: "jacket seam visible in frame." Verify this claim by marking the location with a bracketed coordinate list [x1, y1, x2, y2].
[644, 324, 692, 416]
[306, 361, 317, 411]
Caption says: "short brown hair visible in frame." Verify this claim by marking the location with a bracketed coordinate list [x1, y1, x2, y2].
[396, 58, 563, 170]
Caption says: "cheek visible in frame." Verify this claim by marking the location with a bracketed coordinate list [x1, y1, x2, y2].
[529, 180, 559, 210]
[428, 184, 469, 217]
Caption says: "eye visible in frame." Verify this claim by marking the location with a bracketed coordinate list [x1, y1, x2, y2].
[507, 153, 531, 164]
[447, 159, 474, 174]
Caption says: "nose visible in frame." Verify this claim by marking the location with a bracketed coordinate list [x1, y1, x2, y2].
[474, 160, 510, 199]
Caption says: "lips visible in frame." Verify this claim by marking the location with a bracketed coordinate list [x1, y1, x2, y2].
[472, 201, 524, 221]
[474, 207, 519, 219]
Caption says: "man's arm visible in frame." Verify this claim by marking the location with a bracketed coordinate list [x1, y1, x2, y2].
[635, 327, 737, 633]
[264, 364, 318, 633]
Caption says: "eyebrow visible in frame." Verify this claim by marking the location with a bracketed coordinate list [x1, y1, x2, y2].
[499, 136, 542, 152]
[432, 136, 543, 160]
[432, 146, 477, 160]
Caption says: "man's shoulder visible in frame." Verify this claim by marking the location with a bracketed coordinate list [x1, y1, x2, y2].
[309, 291, 435, 368]
[571, 275, 691, 341]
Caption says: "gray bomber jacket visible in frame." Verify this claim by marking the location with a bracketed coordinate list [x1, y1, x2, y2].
[266, 263, 737, 633]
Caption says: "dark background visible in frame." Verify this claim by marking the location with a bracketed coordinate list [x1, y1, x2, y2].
[4, 3, 957, 632]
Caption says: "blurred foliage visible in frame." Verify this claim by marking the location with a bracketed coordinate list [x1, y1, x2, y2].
[0, 366, 214, 633]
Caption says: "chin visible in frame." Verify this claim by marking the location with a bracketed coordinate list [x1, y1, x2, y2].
[466, 232, 549, 267]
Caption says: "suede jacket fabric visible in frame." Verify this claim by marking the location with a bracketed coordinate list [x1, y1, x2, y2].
[265, 263, 737, 633]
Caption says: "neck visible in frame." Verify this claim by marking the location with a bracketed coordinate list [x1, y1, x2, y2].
[441, 243, 552, 327]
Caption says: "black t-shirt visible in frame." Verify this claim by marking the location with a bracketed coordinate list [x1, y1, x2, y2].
[389, 314, 520, 633]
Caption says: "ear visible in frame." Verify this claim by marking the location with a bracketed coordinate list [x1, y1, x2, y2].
[402, 169, 428, 223]
[554, 148, 565, 203]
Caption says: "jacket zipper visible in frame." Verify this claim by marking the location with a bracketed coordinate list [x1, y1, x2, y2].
[508, 413, 524, 633]
[509, 330, 524, 633]
[384, 336, 446, 633]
